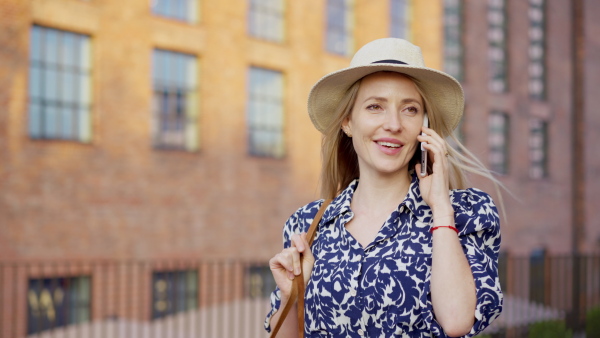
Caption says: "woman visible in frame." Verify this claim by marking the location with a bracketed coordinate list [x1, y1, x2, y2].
[266, 38, 503, 337]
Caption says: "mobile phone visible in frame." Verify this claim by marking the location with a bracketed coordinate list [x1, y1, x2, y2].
[420, 113, 428, 177]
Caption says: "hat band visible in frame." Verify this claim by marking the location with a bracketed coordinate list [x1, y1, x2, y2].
[371, 59, 408, 65]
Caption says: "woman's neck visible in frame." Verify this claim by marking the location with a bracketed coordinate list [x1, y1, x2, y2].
[351, 169, 412, 215]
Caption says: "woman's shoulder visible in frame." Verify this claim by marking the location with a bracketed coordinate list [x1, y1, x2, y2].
[449, 187, 496, 209]
[283, 199, 327, 234]
[449, 187, 500, 231]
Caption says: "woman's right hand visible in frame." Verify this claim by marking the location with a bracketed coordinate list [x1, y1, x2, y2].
[269, 233, 315, 301]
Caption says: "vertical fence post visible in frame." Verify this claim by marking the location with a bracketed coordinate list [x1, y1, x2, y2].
[569, 253, 581, 332]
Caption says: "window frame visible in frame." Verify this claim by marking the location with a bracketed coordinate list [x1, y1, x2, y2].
[487, 0, 509, 93]
[528, 0, 547, 100]
[246, 66, 285, 159]
[151, 269, 199, 320]
[151, 48, 199, 152]
[151, 0, 199, 23]
[325, 0, 355, 56]
[443, 0, 464, 82]
[488, 110, 510, 175]
[389, 0, 411, 40]
[27, 276, 91, 334]
[529, 118, 548, 179]
[29, 25, 92, 142]
[248, 0, 286, 43]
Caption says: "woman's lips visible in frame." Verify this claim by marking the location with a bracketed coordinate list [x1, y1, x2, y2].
[374, 139, 403, 155]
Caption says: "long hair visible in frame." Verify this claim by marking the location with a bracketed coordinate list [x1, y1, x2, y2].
[319, 74, 506, 215]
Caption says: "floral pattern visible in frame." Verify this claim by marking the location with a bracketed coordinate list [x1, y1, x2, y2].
[265, 172, 502, 337]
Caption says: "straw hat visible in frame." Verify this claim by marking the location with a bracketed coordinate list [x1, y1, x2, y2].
[308, 38, 464, 134]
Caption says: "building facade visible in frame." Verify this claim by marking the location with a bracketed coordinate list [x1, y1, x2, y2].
[0, 0, 442, 262]
[0, 1, 443, 336]
[442, 0, 600, 255]
[2, 0, 599, 336]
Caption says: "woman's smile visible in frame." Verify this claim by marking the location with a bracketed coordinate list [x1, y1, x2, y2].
[374, 137, 404, 155]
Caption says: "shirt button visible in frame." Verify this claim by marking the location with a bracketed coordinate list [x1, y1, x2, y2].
[350, 289, 357, 296]
[358, 329, 365, 336]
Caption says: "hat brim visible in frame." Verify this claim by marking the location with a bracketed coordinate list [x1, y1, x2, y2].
[308, 63, 464, 134]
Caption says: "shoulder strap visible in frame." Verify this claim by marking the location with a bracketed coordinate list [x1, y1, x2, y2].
[270, 199, 332, 338]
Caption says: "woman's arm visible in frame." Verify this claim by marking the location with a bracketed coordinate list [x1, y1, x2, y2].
[430, 211, 477, 337]
[267, 233, 315, 337]
[417, 126, 477, 337]
[267, 297, 298, 338]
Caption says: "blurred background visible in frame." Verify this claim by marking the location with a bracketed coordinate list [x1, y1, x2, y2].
[0, 0, 599, 337]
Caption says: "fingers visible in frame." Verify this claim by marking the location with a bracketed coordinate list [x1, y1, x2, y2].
[269, 233, 309, 281]
[269, 249, 300, 280]
[415, 163, 424, 179]
[418, 126, 448, 162]
[299, 233, 314, 262]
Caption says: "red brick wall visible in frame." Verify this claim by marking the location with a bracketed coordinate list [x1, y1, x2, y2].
[462, 0, 600, 255]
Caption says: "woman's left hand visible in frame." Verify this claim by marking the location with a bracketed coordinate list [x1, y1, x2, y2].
[415, 126, 453, 214]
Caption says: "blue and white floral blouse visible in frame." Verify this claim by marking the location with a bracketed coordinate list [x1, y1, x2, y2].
[265, 173, 502, 337]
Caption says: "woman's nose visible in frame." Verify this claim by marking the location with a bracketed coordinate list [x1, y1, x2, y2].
[383, 112, 402, 132]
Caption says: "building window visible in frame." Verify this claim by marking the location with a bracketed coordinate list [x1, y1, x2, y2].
[27, 276, 91, 334]
[529, 119, 548, 179]
[325, 0, 354, 56]
[248, 0, 285, 42]
[152, 0, 198, 23]
[152, 270, 198, 319]
[488, 111, 509, 175]
[443, 0, 464, 82]
[390, 0, 410, 39]
[152, 49, 199, 151]
[247, 67, 284, 158]
[247, 264, 276, 298]
[487, 0, 508, 93]
[29, 26, 92, 142]
[528, 0, 546, 100]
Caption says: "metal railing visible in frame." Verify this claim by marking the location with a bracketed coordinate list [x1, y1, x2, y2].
[0, 260, 273, 338]
[483, 253, 600, 337]
[1, 254, 598, 338]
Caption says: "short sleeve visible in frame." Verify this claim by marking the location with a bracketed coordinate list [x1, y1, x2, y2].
[455, 188, 503, 336]
[428, 188, 503, 337]
[264, 200, 324, 334]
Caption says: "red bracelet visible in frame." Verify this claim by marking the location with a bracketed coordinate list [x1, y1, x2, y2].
[429, 225, 459, 234]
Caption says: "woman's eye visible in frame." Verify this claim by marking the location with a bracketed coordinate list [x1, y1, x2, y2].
[404, 106, 418, 115]
[366, 104, 382, 110]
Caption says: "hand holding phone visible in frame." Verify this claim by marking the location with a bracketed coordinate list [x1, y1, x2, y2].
[420, 113, 429, 177]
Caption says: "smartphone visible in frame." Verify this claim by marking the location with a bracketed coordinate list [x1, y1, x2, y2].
[420, 113, 429, 177]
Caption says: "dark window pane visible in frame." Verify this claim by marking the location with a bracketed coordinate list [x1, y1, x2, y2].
[152, 49, 198, 151]
[152, 270, 198, 319]
[27, 276, 91, 334]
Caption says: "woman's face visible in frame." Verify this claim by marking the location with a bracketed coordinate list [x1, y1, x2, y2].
[342, 72, 425, 178]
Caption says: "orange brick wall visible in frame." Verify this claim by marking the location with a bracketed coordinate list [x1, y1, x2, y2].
[0, 0, 443, 262]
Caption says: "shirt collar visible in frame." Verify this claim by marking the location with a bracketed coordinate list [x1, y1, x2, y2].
[320, 171, 431, 225]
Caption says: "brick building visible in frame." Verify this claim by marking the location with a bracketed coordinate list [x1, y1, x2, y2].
[443, 0, 600, 255]
[1, 0, 599, 336]
[0, 0, 443, 262]
[0, 1, 443, 336]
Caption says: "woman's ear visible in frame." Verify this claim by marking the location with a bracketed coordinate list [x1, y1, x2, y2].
[341, 117, 352, 137]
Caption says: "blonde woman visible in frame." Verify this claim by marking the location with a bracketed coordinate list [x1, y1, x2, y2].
[266, 39, 502, 337]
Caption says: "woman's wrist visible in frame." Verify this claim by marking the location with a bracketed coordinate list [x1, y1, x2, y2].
[432, 208, 454, 224]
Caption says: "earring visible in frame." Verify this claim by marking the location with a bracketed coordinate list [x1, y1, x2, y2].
[343, 129, 352, 137]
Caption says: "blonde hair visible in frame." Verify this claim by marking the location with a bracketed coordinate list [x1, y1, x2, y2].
[319, 73, 506, 215]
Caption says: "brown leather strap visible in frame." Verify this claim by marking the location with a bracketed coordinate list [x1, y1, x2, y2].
[270, 199, 332, 338]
